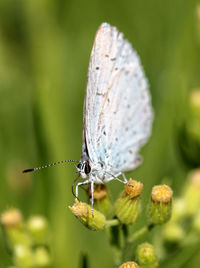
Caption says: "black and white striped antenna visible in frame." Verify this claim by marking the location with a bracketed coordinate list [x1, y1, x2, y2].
[22, 159, 79, 173]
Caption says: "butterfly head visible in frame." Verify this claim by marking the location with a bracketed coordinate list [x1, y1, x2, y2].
[76, 160, 91, 178]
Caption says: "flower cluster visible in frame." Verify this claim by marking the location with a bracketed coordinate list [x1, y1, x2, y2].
[69, 180, 173, 267]
[163, 169, 200, 244]
[69, 168, 200, 267]
[0, 209, 51, 268]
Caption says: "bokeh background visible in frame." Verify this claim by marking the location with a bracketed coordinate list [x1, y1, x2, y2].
[0, 0, 200, 267]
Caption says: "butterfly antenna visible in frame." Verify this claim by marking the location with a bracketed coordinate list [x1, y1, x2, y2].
[22, 160, 79, 174]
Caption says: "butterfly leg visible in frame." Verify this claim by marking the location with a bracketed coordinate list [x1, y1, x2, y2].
[75, 179, 89, 200]
[117, 173, 134, 188]
[121, 173, 128, 183]
[113, 172, 128, 184]
[90, 179, 94, 217]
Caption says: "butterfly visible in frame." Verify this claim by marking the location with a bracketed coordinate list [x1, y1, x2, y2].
[23, 23, 153, 209]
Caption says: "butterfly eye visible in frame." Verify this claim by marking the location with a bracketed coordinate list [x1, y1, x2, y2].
[84, 162, 91, 174]
[77, 163, 82, 170]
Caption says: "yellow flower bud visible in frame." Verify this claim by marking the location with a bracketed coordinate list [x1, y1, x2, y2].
[124, 180, 143, 198]
[148, 185, 173, 225]
[1, 208, 23, 229]
[151, 185, 172, 203]
[119, 261, 139, 268]
[114, 180, 143, 224]
[69, 200, 106, 231]
[1, 208, 31, 249]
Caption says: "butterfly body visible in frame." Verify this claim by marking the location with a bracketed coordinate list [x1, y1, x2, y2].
[77, 158, 116, 184]
[75, 23, 153, 202]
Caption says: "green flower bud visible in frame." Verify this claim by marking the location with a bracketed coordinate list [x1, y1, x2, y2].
[170, 198, 186, 222]
[6, 228, 32, 249]
[13, 244, 34, 268]
[0, 208, 32, 249]
[148, 185, 173, 225]
[183, 169, 200, 215]
[114, 180, 143, 224]
[163, 222, 185, 243]
[91, 184, 113, 218]
[136, 242, 158, 268]
[188, 89, 200, 118]
[178, 89, 200, 167]
[193, 209, 200, 233]
[26, 216, 48, 245]
[69, 200, 106, 231]
[34, 247, 51, 267]
[119, 261, 139, 268]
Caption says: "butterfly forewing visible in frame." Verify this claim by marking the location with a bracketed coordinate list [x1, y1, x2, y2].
[82, 23, 153, 174]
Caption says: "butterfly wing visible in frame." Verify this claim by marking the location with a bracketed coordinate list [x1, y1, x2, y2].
[82, 23, 153, 173]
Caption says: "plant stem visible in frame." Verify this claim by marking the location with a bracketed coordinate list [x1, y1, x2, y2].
[105, 219, 120, 228]
[128, 224, 154, 243]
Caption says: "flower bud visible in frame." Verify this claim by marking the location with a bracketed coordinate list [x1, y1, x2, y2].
[90, 184, 113, 218]
[6, 161, 32, 194]
[136, 242, 158, 268]
[34, 247, 51, 267]
[69, 200, 106, 231]
[1, 209, 31, 249]
[148, 185, 173, 225]
[119, 261, 139, 268]
[193, 209, 200, 233]
[189, 89, 200, 117]
[163, 222, 185, 243]
[183, 169, 200, 215]
[178, 89, 200, 167]
[13, 244, 34, 268]
[114, 180, 143, 224]
[1, 208, 23, 229]
[26, 216, 48, 245]
[6, 229, 32, 249]
[170, 198, 186, 222]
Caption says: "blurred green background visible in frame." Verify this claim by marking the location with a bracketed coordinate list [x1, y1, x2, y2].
[0, 0, 200, 267]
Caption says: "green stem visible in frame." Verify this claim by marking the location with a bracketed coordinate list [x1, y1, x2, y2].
[128, 224, 154, 243]
[105, 219, 120, 228]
